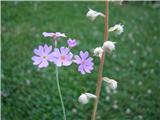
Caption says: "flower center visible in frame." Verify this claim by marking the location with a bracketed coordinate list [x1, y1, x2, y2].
[43, 56, 47, 59]
[82, 61, 86, 65]
[61, 55, 65, 61]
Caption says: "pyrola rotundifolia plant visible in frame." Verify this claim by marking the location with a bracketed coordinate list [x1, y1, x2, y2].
[32, 1, 124, 120]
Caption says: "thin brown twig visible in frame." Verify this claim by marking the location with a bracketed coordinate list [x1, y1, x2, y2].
[91, 1, 109, 120]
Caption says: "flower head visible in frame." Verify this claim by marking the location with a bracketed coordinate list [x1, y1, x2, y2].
[74, 51, 94, 74]
[109, 24, 124, 35]
[93, 47, 103, 58]
[52, 47, 73, 67]
[32, 44, 54, 68]
[42, 32, 66, 39]
[78, 93, 96, 104]
[103, 77, 117, 90]
[67, 38, 77, 48]
[86, 8, 105, 21]
[102, 41, 116, 54]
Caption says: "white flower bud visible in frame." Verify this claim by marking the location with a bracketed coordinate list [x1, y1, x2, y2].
[93, 47, 103, 58]
[78, 93, 96, 104]
[109, 24, 124, 35]
[78, 94, 89, 104]
[102, 41, 116, 54]
[103, 77, 117, 90]
[85, 93, 97, 99]
[86, 8, 105, 21]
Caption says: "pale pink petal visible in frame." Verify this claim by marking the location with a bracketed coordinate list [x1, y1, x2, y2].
[80, 51, 89, 60]
[32, 56, 42, 62]
[86, 57, 94, 66]
[67, 52, 73, 59]
[42, 32, 54, 37]
[38, 45, 44, 54]
[53, 59, 62, 67]
[44, 44, 52, 54]
[83, 66, 91, 73]
[38, 60, 49, 68]
[62, 60, 72, 66]
[55, 32, 66, 37]
[52, 48, 61, 58]
[78, 65, 85, 74]
[74, 55, 82, 64]
[60, 47, 69, 55]
[34, 49, 42, 56]
[47, 53, 54, 62]
[32, 56, 43, 65]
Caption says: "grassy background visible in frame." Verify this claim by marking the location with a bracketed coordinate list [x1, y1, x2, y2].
[1, 1, 160, 120]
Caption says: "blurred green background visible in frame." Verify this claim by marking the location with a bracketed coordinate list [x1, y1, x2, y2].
[1, 1, 160, 120]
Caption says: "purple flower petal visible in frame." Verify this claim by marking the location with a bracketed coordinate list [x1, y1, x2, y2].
[34, 49, 43, 56]
[42, 32, 66, 38]
[52, 47, 73, 67]
[47, 53, 55, 62]
[83, 66, 91, 73]
[37, 45, 44, 54]
[78, 65, 85, 74]
[74, 55, 82, 64]
[85, 57, 94, 65]
[67, 39, 77, 47]
[60, 47, 69, 55]
[42, 32, 54, 37]
[53, 59, 62, 67]
[68, 52, 73, 59]
[74, 51, 94, 74]
[32, 45, 54, 68]
[62, 60, 72, 66]
[80, 51, 89, 60]
[32, 56, 42, 65]
[52, 48, 61, 58]
[44, 44, 52, 54]
[38, 60, 49, 68]
[55, 32, 66, 38]
[62, 52, 73, 66]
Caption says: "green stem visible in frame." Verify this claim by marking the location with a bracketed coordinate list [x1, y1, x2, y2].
[55, 66, 66, 120]
[54, 40, 67, 120]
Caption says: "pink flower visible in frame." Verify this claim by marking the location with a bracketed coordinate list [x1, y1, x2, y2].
[32, 44, 54, 68]
[42, 32, 66, 39]
[67, 39, 77, 48]
[52, 47, 73, 67]
[74, 51, 94, 74]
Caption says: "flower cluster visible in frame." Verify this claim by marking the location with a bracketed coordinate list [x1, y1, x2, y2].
[79, 8, 125, 104]
[92, 41, 116, 59]
[31, 4, 125, 120]
[32, 32, 94, 75]
[86, 9, 123, 59]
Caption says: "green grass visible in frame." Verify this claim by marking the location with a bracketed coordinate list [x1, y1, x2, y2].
[2, 1, 160, 120]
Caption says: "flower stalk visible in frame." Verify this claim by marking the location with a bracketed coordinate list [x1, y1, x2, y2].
[91, 1, 109, 120]
[54, 40, 67, 120]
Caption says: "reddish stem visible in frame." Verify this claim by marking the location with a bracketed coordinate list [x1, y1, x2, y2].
[91, 1, 109, 120]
